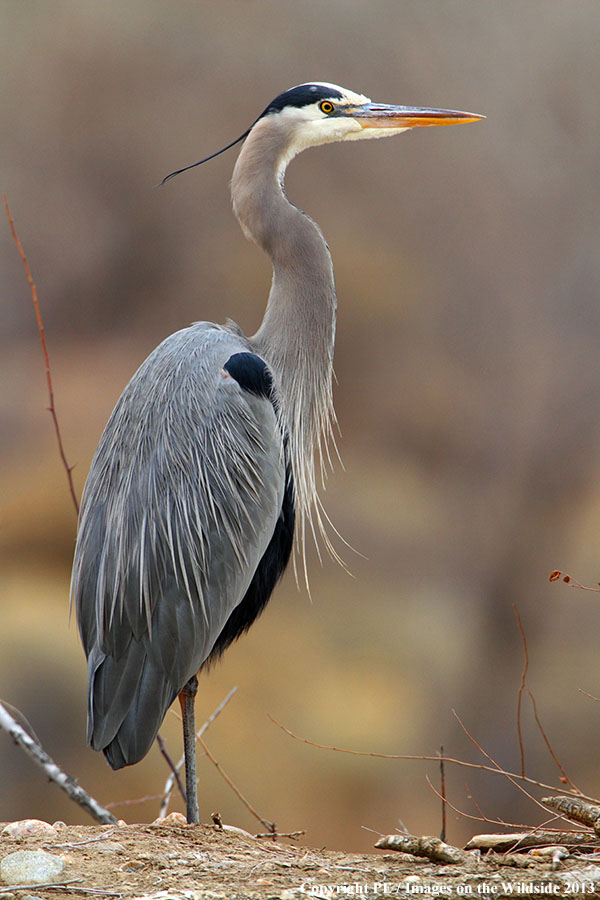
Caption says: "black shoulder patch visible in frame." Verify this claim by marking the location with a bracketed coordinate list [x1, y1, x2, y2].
[223, 352, 274, 400]
[260, 83, 344, 118]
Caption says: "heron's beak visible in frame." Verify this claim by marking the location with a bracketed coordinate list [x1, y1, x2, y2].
[346, 103, 484, 130]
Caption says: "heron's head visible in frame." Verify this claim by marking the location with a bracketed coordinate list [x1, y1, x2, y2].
[160, 82, 483, 185]
[256, 82, 482, 163]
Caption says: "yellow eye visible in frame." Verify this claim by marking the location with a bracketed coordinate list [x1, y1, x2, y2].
[319, 100, 335, 114]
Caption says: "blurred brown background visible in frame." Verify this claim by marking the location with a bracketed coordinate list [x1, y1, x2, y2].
[2, 0, 600, 851]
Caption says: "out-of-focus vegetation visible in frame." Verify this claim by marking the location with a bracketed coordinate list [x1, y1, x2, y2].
[2, 1, 600, 851]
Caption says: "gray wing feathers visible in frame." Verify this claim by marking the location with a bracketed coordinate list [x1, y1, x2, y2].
[72, 323, 284, 766]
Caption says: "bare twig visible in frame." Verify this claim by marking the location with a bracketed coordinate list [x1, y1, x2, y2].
[4, 195, 79, 515]
[439, 745, 446, 842]
[158, 685, 238, 818]
[451, 709, 559, 818]
[156, 733, 186, 804]
[0, 699, 117, 825]
[427, 774, 508, 828]
[528, 689, 579, 792]
[513, 604, 528, 779]
[269, 714, 598, 803]
[255, 830, 305, 840]
[549, 570, 600, 593]
[6, 879, 85, 893]
[578, 688, 600, 702]
[514, 605, 579, 793]
[51, 830, 117, 849]
[105, 792, 165, 809]
[198, 733, 276, 835]
[465, 781, 490, 823]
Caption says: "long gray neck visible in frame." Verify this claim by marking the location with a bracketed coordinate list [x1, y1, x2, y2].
[231, 117, 338, 564]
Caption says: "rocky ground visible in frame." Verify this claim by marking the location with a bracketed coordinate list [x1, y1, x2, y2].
[2, 818, 600, 900]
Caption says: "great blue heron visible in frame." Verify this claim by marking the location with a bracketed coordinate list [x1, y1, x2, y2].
[71, 82, 482, 823]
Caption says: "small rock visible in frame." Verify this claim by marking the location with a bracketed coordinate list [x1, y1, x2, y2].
[151, 811, 187, 826]
[95, 841, 125, 854]
[0, 851, 64, 885]
[1, 821, 57, 840]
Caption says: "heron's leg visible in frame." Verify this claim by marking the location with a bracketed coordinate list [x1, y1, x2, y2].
[179, 674, 199, 824]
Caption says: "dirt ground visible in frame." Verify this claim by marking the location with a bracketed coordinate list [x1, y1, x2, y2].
[2, 819, 600, 900]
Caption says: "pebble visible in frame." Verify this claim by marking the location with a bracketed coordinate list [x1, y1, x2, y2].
[0, 850, 65, 885]
[151, 811, 187, 825]
[1, 821, 57, 840]
[95, 841, 126, 854]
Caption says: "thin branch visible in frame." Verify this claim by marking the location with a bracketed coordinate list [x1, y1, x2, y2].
[255, 830, 305, 841]
[268, 714, 600, 805]
[0, 699, 116, 825]
[527, 689, 579, 792]
[513, 604, 528, 779]
[158, 685, 238, 818]
[579, 688, 600, 702]
[197, 734, 276, 835]
[465, 781, 497, 825]
[439, 745, 446, 842]
[4, 195, 79, 515]
[549, 570, 600, 594]
[105, 792, 166, 809]
[156, 733, 186, 804]
[7, 879, 86, 893]
[451, 709, 566, 819]
[427, 774, 495, 826]
[51, 830, 117, 849]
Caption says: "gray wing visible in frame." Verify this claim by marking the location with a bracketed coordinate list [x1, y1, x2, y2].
[71, 323, 285, 768]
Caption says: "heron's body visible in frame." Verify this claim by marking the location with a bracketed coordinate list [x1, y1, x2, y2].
[71, 83, 481, 817]
[74, 325, 291, 767]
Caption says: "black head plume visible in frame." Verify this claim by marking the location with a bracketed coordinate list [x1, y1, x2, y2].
[159, 84, 345, 186]
[159, 127, 253, 186]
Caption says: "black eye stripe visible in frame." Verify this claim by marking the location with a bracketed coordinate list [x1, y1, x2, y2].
[260, 84, 344, 118]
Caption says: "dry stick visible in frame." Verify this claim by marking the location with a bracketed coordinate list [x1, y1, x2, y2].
[430, 774, 566, 840]
[4, 195, 79, 516]
[156, 733, 187, 805]
[527, 689, 580, 792]
[465, 780, 492, 824]
[427, 774, 509, 828]
[105, 791, 165, 809]
[451, 709, 568, 821]
[158, 685, 238, 818]
[579, 688, 600, 703]
[549, 570, 600, 594]
[439, 745, 446, 843]
[6, 879, 85, 893]
[255, 829, 305, 841]
[197, 733, 276, 835]
[268, 714, 598, 803]
[514, 605, 580, 793]
[0, 700, 117, 825]
[513, 604, 528, 779]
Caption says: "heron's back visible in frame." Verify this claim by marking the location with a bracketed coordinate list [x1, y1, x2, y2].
[72, 323, 287, 767]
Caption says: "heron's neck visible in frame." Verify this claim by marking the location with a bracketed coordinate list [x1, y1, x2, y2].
[231, 119, 338, 555]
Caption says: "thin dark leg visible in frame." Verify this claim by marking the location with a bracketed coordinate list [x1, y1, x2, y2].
[179, 674, 199, 824]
